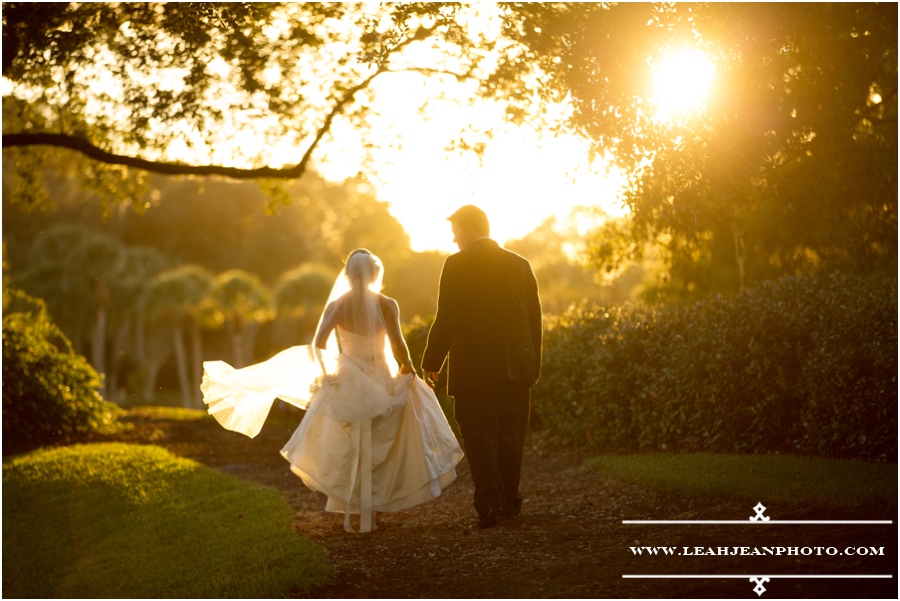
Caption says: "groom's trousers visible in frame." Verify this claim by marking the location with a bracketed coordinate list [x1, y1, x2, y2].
[454, 381, 531, 519]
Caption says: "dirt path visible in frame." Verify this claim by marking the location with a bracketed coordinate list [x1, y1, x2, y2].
[117, 412, 897, 599]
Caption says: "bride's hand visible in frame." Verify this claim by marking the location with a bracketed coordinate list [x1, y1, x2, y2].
[399, 363, 414, 375]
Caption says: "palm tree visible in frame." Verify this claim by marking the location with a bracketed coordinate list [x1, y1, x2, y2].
[134, 301, 173, 404]
[72, 232, 124, 398]
[20, 225, 123, 398]
[142, 265, 215, 408]
[273, 263, 335, 347]
[107, 247, 168, 402]
[214, 269, 272, 368]
[21, 225, 94, 353]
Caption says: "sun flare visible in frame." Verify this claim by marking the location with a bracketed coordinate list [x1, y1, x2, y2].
[651, 49, 716, 119]
[316, 74, 629, 253]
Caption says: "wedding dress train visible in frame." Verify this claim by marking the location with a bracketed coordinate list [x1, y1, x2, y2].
[201, 326, 463, 532]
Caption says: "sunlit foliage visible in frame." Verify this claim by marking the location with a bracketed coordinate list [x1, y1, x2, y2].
[506, 211, 643, 313]
[496, 3, 898, 296]
[2, 289, 124, 454]
[6, 3, 892, 300]
[2, 3, 510, 182]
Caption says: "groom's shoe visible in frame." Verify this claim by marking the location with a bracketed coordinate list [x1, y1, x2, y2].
[477, 508, 500, 530]
[499, 508, 519, 523]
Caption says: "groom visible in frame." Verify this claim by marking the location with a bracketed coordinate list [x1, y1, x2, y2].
[422, 205, 542, 530]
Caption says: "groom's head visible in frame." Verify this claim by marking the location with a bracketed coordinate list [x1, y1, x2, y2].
[448, 205, 489, 251]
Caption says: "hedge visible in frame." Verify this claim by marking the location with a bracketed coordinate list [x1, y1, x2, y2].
[531, 272, 897, 460]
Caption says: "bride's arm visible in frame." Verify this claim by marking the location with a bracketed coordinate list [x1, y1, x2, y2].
[381, 296, 414, 374]
[314, 301, 340, 350]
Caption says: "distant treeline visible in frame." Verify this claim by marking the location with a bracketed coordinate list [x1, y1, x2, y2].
[3, 167, 613, 406]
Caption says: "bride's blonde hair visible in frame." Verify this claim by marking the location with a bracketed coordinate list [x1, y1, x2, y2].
[345, 249, 382, 290]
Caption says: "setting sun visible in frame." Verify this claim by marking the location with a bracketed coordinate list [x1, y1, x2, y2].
[651, 48, 716, 119]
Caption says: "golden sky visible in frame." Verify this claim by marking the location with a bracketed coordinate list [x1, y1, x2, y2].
[315, 72, 631, 253]
[310, 48, 714, 253]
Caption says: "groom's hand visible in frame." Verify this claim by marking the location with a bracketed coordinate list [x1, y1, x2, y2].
[425, 371, 439, 388]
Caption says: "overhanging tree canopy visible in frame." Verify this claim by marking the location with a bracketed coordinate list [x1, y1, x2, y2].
[494, 3, 897, 295]
[4, 2, 896, 294]
[2, 3, 483, 179]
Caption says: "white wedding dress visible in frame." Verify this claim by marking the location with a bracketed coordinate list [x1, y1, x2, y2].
[201, 252, 463, 532]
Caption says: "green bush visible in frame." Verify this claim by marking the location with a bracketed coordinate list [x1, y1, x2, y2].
[533, 272, 897, 460]
[2, 290, 124, 455]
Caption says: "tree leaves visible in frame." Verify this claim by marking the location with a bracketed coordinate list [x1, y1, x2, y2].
[1, 3, 481, 182]
[498, 4, 897, 295]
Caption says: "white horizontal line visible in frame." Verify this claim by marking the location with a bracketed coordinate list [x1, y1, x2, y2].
[622, 520, 894, 524]
[623, 575, 894, 579]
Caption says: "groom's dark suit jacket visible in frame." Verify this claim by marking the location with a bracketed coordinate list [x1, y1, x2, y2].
[422, 238, 542, 396]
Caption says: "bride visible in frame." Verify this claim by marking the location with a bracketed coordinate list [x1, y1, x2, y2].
[201, 249, 463, 532]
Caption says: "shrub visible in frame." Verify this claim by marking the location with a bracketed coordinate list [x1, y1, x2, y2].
[2, 290, 124, 455]
[533, 272, 897, 460]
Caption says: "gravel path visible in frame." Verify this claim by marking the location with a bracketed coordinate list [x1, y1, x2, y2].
[118, 412, 897, 599]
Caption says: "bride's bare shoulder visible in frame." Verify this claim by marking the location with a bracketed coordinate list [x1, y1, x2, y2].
[377, 293, 400, 313]
[322, 292, 353, 319]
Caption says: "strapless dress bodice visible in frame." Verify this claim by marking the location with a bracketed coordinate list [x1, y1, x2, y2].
[336, 326, 387, 360]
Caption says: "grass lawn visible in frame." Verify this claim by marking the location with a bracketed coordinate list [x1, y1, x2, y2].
[584, 452, 898, 505]
[2, 442, 333, 598]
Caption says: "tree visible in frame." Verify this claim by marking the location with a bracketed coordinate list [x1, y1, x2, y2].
[16, 226, 94, 352]
[496, 3, 897, 298]
[381, 250, 446, 321]
[1, 2, 493, 197]
[273, 263, 336, 347]
[7, 3, 893, 302]
[505, 210, 643, 312]
[72, 233, 124, 397]
[17, 225, 125, 397]
[107, 246, 169, 401]
[214, 269, 271, 368]
[142, 265, 215, 407]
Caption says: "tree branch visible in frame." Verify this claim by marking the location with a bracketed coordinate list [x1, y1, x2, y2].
[2, 67, 386, 180]
[1, 131, 303, 179]
[2, 23, 438, 180]
[293, 66, 386, 177]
